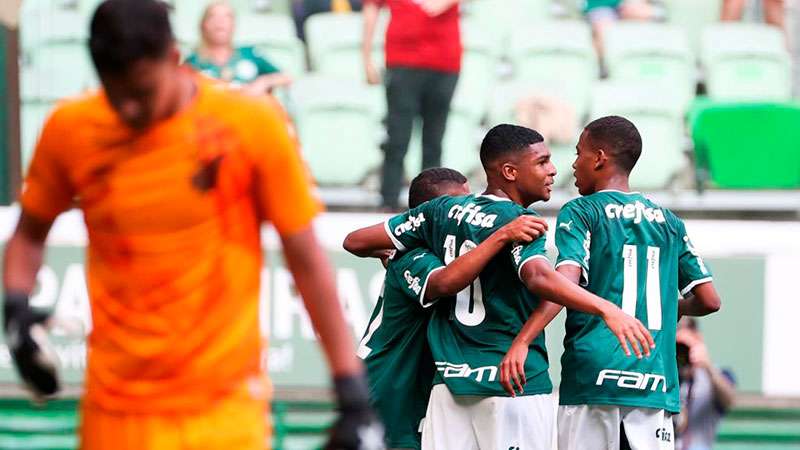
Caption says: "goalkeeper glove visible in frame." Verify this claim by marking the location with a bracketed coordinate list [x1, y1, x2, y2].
[325, 374, 385, 450]
[3, 292, 60, 399]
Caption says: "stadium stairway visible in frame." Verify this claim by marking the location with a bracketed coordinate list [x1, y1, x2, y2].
[1, 396, 800, 450]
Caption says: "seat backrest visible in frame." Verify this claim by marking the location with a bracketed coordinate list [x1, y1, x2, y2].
[691, 102, 800, 189]
[235, 13, 299, 47]
[663, 0, 722, 56]
[508, 20, 597, 118]
[305, 12, 387, 79]
[290, 76, 382, 185]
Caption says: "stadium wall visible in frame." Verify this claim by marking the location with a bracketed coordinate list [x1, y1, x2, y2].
[0, 207, 798, 397]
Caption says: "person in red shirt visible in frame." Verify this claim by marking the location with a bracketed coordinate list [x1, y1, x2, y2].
[362, 0, 462, 209]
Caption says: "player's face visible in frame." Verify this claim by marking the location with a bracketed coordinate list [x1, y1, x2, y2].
[100, 49, 182, 131]
[514, 142, 556, 205]
[202, 4, 235, 46]
[573, 129, 599, 196]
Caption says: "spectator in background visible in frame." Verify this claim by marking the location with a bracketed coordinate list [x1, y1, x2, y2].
[584, 0, 661, 70]
[675, 317, 737, 450]
[186, 1, 291, 95]
[722, 0, 786, 32]
[363, 0, 462, 209]
[292, 0, 362, 40]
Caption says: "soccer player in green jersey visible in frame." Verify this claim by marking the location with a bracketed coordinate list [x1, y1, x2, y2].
[499, 116, 721, 450]
[356, 168, 549, 449]
[344, 124, 653, 450]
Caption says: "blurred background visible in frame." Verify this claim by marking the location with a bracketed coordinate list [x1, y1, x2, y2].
[0, 0, 799, 449]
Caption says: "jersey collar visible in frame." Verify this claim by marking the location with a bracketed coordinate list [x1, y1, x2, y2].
[476, 194, 512, 202]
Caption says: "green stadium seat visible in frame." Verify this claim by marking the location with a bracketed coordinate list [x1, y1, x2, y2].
[235, 13, 306, 76]
[28, 43, 97, 101]
[462, 0, 551, 49]
[604, 22, 695, 111]
[21, 101, 54, 169]
[508, 20, 597, 119]
[304, 12, 388, 81]
[663, 0, 722, 56]
[701, 23, 791, 102]
[488, 81, 580, 186]
[290, 76, 383, 185]
[20, 4, 88, 50]
[591, 81, 688, 190]
[450, 19, 502, 120]
[690, 101, 800, 189]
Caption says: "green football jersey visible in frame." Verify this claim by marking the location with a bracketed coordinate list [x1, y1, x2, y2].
[358, 247, 444, 449]
[554, 190, 713, 413]
[386, 194, 553, 397]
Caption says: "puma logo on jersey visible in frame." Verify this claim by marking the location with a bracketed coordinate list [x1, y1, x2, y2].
[413, 253, 426, 260]
[394, 213, 426, 236]
[595, 369, 667, 393]
[447, 203, 498, 229]
[604, 201, 666, 224]
[436, 361, 498, 382]
[559, 221, 573, 231]
[403, 270, 422, 295]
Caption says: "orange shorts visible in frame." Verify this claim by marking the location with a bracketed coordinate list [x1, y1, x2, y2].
[79, 383, 269, 450]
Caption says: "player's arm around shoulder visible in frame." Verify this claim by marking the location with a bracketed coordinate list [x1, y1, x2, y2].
[425, 215, 548, 300]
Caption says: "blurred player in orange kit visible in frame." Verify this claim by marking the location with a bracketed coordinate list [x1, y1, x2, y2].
[1, 0, 384, 449]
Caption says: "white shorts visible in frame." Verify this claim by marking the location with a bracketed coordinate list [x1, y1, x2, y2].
[557, 405, 674, 450]
[421, 384, 554, 450]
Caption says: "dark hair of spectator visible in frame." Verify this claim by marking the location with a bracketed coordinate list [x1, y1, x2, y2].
[584, 115, 642, 174]
[89, 0, 174, 76]
[408, 168, 468, 208]
[479, 124, 545, 169]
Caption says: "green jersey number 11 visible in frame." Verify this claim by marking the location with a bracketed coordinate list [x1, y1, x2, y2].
[621, 245, 662, 331]
[443, 235, 485, 326]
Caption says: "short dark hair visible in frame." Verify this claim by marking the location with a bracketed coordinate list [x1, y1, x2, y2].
[408, 168, 468, 208]
[479, 124, 544, 169]
[584, 116, 642, 173]
[89, 0, 174, 76]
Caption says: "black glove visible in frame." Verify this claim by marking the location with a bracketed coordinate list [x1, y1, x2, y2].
[325, 374, 385, 450]
[3, 292, 60, 398]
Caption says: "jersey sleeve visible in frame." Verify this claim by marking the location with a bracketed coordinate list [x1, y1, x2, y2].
[251, 99, 322, 236]
[389, 249, 445, 307]
[554, 201, 592, 286]
[676, 219, 713, 296]
[19, 107, 75, 221]
[383, 198, 441, 251]
[510, 210, 550, 280]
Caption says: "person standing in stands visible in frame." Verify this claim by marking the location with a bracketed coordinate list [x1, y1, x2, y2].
[186, 1, 292, 95]
[363, 0, 462, 209]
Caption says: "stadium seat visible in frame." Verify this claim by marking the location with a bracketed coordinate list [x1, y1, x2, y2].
[290, 76, 383, 185]
[701, 23, 791, 102]
[450, 19, 502, 120]
[590, 81, 688, 190]
[690, 101, 800, 189]
[21, 101, 54, 169]
[604, 22, 695, 112]
[488, 81, 580, 185]
[305, 12, 388, 81]
[462, 0, 551, 49]
[235, 13, 306, 76]
[27, 43, 97, 101]
[508, 20, 597, 119]
[20, 4, 88, 51]
[663, 0, 722, 56]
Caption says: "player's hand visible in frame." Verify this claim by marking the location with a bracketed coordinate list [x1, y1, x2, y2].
[325, 374, 386, 450]
[497, 216, 548, 244]
[365, 61, 381, 85]
[499, 339, 528, 397]
[601, 305, 655, 359]
[3, 293, 60, 400]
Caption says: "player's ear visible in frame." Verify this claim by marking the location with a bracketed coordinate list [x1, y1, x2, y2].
[501, 162, 517, 182]
[594, 149, 608, 171]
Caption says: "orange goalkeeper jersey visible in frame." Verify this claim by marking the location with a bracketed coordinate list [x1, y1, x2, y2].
[20, 76, 321, 413]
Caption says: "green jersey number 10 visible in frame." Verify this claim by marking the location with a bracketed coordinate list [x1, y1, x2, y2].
[443, 235, 485, 326]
